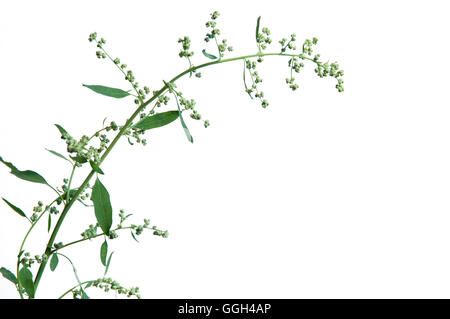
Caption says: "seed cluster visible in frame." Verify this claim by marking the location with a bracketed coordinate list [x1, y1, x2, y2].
[20, 252, 48, 268]
[244, 59, 269, 108]
[256, 26, 272, 52]
[168, 82, 210, 129]
[204, 11, 233, 59]
[89, 32, 152, 104]
[72, 278, 141, 299]
[80, 209, 169, 240]
[298, 38, 345, 92]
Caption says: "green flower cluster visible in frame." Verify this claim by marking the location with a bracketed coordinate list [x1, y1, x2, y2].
[169, 83, 210, 129]
[49, 206, 59, 215]
[130, 219, 168, 238]
[178, 36, 194, 59]
[244, 59, 269, 108]
[256, 26, 272, 52]
[59, 129, 108, 167]
[81, 224, 98, 240]
[179, 93, 202, 120]
[285, 56, 304, 91]
[89, 32, 152, 104]
[275, 36, 345, 92]
[31, 200, 44, 222]
[302, 38, 344, 92]
[20, 252, 48, 268]
[123, 126, 147, 146]
[279, 33, 297, 53]
[154, 94, 170, 109]
[312, 58, 344, 92]
[72, 278, 141, 299]
[204, 11, 233, 58]
[204, 11, 220, 42]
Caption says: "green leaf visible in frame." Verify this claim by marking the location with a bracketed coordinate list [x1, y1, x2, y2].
[0, 156, 48, 185]
[54, 124, 69, 137]
[0, 267, 17, 285]
[91, 178, 113, 235]
[104, 252, 114, 277]
[70, 155, 88, 164]
[46, 149, 72, 164]
[90, 160, 104, 175]
[57, 253, 88, 298]
[202, 49, 218, 60]
[176, 105, 193, 143]
[256, 16, 261, 41]
[82, 84, 131, 99]
[50, 254, 59, 272]
[2, 198, 28, 219]
[48, 214, 52, 232]
[164, 82, 193, 143]
[133, 111, 179, 131]
[19, 267, 35, 298]
[100, 239, 108, 266]
[130, 230, 139, 243]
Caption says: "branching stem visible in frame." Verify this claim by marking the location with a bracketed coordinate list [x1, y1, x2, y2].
[30, 50, 319, 297]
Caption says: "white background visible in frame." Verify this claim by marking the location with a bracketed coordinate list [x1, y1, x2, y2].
[1, 0, 450, 299]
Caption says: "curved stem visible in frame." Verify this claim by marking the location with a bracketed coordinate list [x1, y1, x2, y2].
[88, 127, 108, 142]
[31, 51, 318, 297]
[58, 280, 93, 299]
[47, 184, 62, 199]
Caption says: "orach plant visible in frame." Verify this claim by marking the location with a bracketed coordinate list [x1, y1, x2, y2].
[0, 11, 344, 299]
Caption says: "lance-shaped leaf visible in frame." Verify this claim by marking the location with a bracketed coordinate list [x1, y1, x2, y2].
[48, 214, 52, 232]
[57, 253, 89, 298]
[54, 124, 69, 137]
[90, 160, 104, 175]
[104, 252, 114, 277]
[0, 267, 17, 285]
[202, 49, 218, 60]
[2, 198, 28, 220]
[256, 16, 261, 41]
[100, 239, 108, 266]
[130, 230, 139, 243]
[133, 111, 179, 131]
[50, 254, 59, 272]
[82, 84, 131, 99]
[0, 156, 48, 185]
[176, 105, 193, 143]
[46, 149, 72, 164]
[91, 178, 113, 235]
[164, 82, 193, 143]
[70, 155, 88, 164]
[19, 267, 35, 298]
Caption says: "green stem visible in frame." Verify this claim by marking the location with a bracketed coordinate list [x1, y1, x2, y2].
[16, 197, 58, 299]
[96, 40, 142, 99]
[30, 50, 318, 297]
[65, 165, 76, 203]
[58, 280, 93, 299]
[54, 226, 134, 252]
[88, 127, 108, 142]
